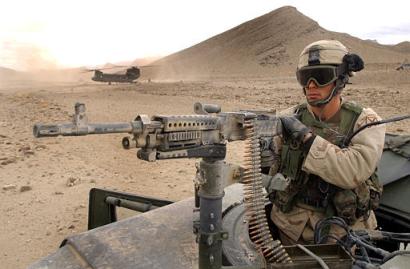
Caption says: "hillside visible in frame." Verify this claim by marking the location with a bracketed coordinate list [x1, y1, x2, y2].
[0, 66, 19, 80]
[146, 6, 410, 80]
[392, 41, 410, 54]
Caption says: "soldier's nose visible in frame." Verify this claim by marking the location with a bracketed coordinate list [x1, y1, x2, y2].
[306, 80, 318, 90]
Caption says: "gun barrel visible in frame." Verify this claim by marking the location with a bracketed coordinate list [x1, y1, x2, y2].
[33, 122, 141, 138]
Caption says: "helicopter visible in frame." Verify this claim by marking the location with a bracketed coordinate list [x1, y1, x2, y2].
[84, 65, 141, 84]
[396, 59, 410, 71]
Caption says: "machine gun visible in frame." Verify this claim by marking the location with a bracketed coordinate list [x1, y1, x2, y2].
[32, 102, 410, 269]
[34, 102, 293, 268]
[34, 102, 278, 162]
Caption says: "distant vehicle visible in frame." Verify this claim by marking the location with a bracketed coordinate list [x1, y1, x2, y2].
[84, 66, 141, 84]
[396, 63, 410, 71]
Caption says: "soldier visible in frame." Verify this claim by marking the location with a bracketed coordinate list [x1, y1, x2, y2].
[267, 40, 386, 245]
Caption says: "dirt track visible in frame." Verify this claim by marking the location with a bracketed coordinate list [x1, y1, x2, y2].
[0, 72, 409, 268]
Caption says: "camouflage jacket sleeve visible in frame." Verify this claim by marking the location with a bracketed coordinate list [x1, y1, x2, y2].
[302, 108, 386, 189]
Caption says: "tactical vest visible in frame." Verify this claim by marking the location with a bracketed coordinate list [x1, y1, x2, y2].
[272, 101, 383, 224]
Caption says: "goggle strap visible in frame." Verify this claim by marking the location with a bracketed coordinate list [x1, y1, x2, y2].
[336, 63, 348, 78]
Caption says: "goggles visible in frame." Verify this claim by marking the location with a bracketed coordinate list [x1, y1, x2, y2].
[296, 65, 342, 88]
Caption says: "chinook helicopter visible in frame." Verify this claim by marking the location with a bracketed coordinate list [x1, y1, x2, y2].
[30, 103, 410, 269]
[84, 65, 141, 84]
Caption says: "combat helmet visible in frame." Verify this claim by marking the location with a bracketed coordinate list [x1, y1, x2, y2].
[296, 40, 364, 106]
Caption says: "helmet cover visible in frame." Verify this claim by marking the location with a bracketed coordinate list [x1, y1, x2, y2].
[298, 40, 349, 69]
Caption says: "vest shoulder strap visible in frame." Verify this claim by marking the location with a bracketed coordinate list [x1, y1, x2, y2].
[339, 101, 363, 147]
[341, 100, 363, 115]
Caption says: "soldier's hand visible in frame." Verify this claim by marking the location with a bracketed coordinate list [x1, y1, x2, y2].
[280, 116, 311, 144]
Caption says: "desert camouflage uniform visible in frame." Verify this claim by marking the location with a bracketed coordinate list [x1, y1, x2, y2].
[270, 101, 386, 244]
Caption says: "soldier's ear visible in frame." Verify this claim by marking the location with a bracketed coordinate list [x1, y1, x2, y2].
[343, 54, 364, 72]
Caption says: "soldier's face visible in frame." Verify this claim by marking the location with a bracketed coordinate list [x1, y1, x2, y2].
[304, 80, 335, 102]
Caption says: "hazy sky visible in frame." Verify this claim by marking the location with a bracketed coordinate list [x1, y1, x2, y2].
[1, 0, 409, 70]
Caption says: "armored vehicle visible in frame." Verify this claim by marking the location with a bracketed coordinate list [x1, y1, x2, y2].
[29, 103, 410, 269]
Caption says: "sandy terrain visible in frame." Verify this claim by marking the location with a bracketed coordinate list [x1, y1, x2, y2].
[0, 69, 409, 268]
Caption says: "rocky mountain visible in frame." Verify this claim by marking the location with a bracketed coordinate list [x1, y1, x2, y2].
[0, 66, 18, 76]
[146, 6, 410, 80]
[0, 66, 25, 83]
[132, 56, 162, 67]
[392, 41, 410, 54]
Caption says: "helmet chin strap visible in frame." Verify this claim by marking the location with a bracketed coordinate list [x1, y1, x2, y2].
[305, 79, 345, 107]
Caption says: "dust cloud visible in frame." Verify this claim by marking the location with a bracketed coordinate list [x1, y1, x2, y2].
[1, 41, 58, 71]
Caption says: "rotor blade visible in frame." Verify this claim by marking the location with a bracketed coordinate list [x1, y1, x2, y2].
[80, 69, 97, 73]
[141, 65, 159, 68]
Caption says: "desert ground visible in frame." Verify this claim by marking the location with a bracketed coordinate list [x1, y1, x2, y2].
[0, 69, 409, 269]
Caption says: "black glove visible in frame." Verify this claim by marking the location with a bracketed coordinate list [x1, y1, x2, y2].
[280, 116, 311, 144]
